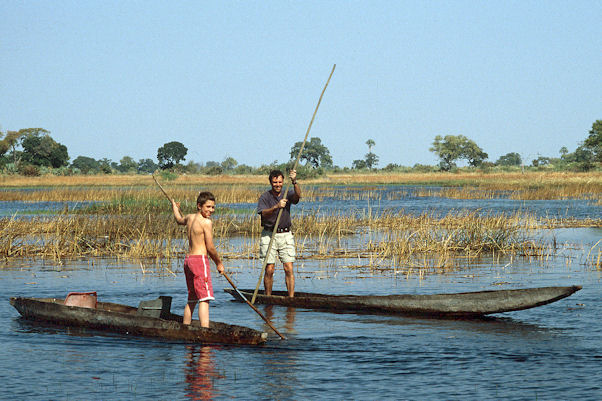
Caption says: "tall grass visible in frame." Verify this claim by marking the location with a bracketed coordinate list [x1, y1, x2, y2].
[1, 171, 600, 202]
[1, 172, 599, 272]
[0, 209, 552, 264]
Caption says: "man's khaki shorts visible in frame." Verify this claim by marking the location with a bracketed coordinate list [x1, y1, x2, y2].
[259, 230, 296, 264]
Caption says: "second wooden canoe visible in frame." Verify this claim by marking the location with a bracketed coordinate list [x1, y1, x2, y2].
[225, 286, 582, 318]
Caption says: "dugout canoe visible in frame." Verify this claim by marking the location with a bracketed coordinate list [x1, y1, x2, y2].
[225, 286, 582, 318]
[10, 296, 268, 345]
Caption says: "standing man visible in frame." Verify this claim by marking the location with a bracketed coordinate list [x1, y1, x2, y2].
[257, 169, 301, 297]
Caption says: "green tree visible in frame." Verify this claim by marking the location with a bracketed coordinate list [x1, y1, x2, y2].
[221, 156, 238, 171]
[364, 152, 379, 169]
[137, 158, 158, 174]
[562, 145, 595, 171]
[71, 156, 100, 174]
[118, 156, 137, 173]
[583, 120, 602, 162]
[496, 152, 522, 167]
[0, 130, 9, 156]
[430, 135, 488, 170]
[531, 156, 551, 167]
[363, 139, 379, 169]
[352, 159, 367, 169]
[157, 141, 188, 169]
[290, 137, 333, 168]
[463, 141, 488, 167]
[1, 130, 28, 169]
[98, 158, 114, 174]
[21, 129, 69, 168]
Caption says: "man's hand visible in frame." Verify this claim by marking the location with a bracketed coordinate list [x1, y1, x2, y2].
[277, 198, 288, 209]
[289, 169, 297, 182]
[216, 263, 225, 274]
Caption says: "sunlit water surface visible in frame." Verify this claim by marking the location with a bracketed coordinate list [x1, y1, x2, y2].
[1, 256, 601, 400]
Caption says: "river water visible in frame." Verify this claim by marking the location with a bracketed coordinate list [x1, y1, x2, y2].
[1, 188, 601, 400]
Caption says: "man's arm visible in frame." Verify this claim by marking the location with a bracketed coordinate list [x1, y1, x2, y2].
[289, 169, 301, 203]
[261, 199, 287, 218]
[258, 192, 287, 218]
[203, 219, 224, 274]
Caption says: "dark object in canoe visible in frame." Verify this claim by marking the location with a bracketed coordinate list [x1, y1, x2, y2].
[10, 296, 268, 345]
[225, 286, 582, 318]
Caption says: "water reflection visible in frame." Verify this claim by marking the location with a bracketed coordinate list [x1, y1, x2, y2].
[263, 305, 297, 335]
[350, 314, 560, 339]
[257, 305, 300, 399]
[184, 345, 224, 401]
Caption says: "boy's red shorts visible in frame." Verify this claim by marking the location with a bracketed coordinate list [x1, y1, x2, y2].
[184, 255, 214, 302]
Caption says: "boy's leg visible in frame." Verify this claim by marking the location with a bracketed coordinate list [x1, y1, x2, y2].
[198, 301, 210, 328]
[183, 300, 197, 325]
[283, 262, 295, 297]
[264, 263, 275, 296]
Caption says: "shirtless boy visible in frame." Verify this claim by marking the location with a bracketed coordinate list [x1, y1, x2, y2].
[171, 191, 224, 327]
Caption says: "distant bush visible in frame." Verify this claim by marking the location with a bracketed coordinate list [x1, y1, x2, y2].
[160, 171, 179, 181]
[20, 164, 41, 176]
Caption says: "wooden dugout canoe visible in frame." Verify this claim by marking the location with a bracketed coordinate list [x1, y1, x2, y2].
[225, 286, 582, 318]
[10, 296, 268, 345]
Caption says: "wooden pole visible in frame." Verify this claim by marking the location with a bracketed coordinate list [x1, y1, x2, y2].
[152, 173, 172, 202]
[151, 174, 286, 339]
[251, 64, 336, 304]
[222, 272, 286, 340]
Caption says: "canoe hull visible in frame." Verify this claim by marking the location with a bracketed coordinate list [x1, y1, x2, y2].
[225, 286, 582, 317]
[10, 297, 268, 345]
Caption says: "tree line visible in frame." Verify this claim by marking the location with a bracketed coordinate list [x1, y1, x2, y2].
[1, 120, 600, 176]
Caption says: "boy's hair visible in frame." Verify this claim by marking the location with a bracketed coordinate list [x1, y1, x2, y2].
[269, 169, 284, 182]
[196, 191, 216, 206]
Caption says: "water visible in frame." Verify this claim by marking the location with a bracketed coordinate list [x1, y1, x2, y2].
[1, 257, 601, 400]
[1, 188, 601, 400]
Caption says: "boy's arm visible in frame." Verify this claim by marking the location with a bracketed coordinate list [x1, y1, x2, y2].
[171, 199, 187, 225]
[203, 219, 225, 274]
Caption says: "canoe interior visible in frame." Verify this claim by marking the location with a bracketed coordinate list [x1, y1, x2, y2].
[10, 297, 268, 345]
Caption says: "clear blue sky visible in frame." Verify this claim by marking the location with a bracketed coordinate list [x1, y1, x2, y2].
[2, 1, 600, 168]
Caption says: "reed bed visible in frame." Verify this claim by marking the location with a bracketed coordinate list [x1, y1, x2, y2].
[2, 171, 600, 203]
[1, 172, 599, 273]
[0, 209, 556, 266]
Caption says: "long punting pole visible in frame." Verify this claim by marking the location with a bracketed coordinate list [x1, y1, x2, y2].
[152, 173, 286, 339]
[251, 64, 336, 304]
[222, 272, 286, 340]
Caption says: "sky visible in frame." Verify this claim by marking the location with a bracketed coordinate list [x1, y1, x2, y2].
[1, 1, 601, 168]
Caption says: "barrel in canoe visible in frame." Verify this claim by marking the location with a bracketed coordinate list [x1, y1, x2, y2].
[10, 294, 268, 345]
[225, 286, 582, 318]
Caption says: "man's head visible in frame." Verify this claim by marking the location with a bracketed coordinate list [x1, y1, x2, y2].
[197, 191, 216, 217]
[269, 170, 284, 194]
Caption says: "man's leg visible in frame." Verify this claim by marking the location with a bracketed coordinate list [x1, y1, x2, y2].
[264, 263, 275, 296]
[283, 262, 295, 297]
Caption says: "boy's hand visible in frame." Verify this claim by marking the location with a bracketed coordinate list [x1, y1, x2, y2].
[216, 263, 225, 274]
